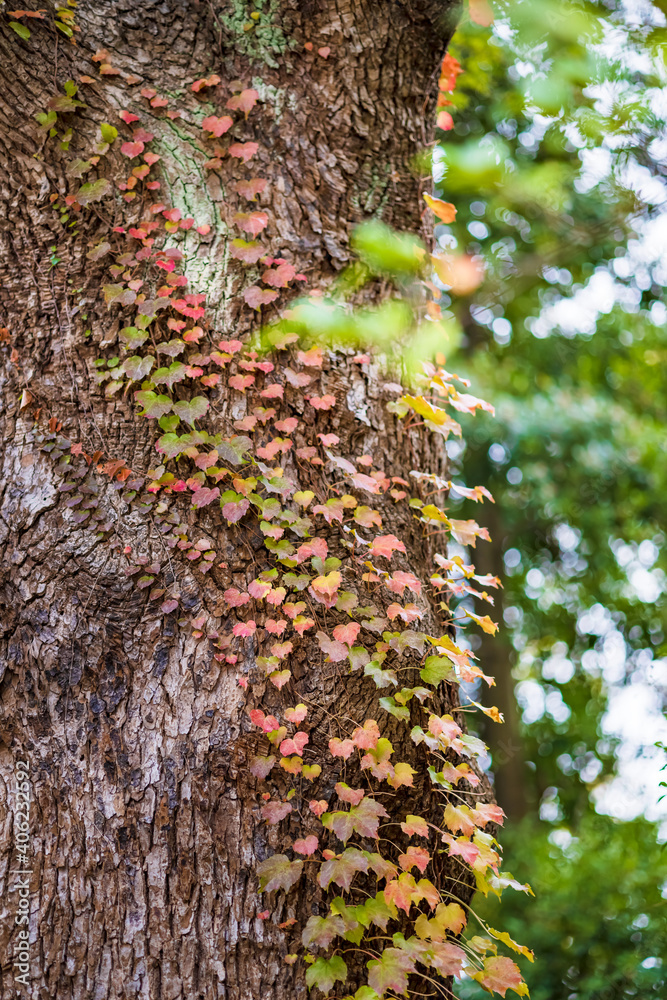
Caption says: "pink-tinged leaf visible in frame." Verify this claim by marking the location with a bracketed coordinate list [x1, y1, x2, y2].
[223, 498, 250, 523]
[233, 619, 256, 638]
[398, 846, 431, 874]
[475, 957, 527, 998]
[311, 570, 341, 598]
[293, 616, 314, 636]
[293, 835, 318, 856]
[265, 618, 287, 635]
[329, 738, 354, 760]
[263, 262, 296, 288]
[236, 177, 268, 200]
[335, 782, 364, 806]
[469, 0, 495, 26]
[260, 383, 284, 399]
[261, 800, 292, 825]
[275, 417, 298, 434]
[225, 588, 250, 608]
[229, 373, 255, 392]
[387, 571, 422, 596]
[285, 368, 312, 388]
[284, 703, 308, 723]
[257, 852, 303, 890]
[297, 345, 324, 367]
[121, 140, 144, 158]
[316, 630, 348, 663]
[249, 579, 272, 601]
[401, 815, 429, 838]
[429, 941, 466, 977]
[229, 141, 259, 162]
[308, 394, 336, 411]
[448, 518, 491, 547]
[119, 110, 139, 124]
[250, 709, 280, 733]
[191, 486, 220, 508]
[349, 472, 382, 494]
[384, 873, 418, 915]
[250, 755, 276, 779]
[349, 796, 388, 837]
[201, 114, 233, 137]
[369, 534, 407, 560]
[317, 433, 339, 447]
[301, 913, 346, 949]
[234, 211, 268, 236]
[257, 909, 270, 920]
[309, 799, 328, 817]
[444, 803, 476, 837]
[226, 88, 259, 116]
[244, 286, 279, 310]
[131, 125, 155, 141]
[270, 667, 291, 689]
[352, 719, 380, 750]
[441, 833, 480, 866]
[473, 802, 505, 827]
[161, 599, 179, 614]
[354, 506, 383, 529]
[279, 731, 309, 757]
[367, 948, 416, 997]
[318, 847, 368, 891]
[332, 622, 361, 646]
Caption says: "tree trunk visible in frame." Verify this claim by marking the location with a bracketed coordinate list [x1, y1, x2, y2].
[0, 3, 497, 999]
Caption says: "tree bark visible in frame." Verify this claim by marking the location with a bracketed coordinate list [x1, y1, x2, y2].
[0, 3, 495, 1000]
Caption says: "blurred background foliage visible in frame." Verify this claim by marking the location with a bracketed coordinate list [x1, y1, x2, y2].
[432, 1, 667, 997]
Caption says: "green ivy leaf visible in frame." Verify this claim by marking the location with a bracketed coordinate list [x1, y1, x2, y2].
[100, 122, 118, 143]
[306, 955, 348, 994]
[420, 655, 457, 686]
[9, 21, 31, 40]
[122, 356, 154, 382]
[78, 178, 111, 206]
[135, 390, 173, 419]
[173, 396, 209, 426]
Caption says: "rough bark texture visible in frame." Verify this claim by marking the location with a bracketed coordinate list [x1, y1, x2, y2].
[0, 3, 496, 1000]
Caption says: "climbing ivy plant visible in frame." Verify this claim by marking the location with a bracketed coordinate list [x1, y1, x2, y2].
[6, 1, 534, 997]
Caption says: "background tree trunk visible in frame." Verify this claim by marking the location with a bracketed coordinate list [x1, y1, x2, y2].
[0, 3, 491, 999]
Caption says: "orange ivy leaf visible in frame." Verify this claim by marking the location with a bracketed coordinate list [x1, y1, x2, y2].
[201, 114, 233, 137]
[436, 111, 455, 131]
[235, 177, 268, 200]
[423, 193, 456, 222]
[308, 394, 336, 411]
[398, 845, 431, 874]
[229, 141, 259, 162]
[401, 814, 429, 838]
[473, 956, 528, 998]
[369, 534, 407, 560]
[226, 88, 259, 117]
